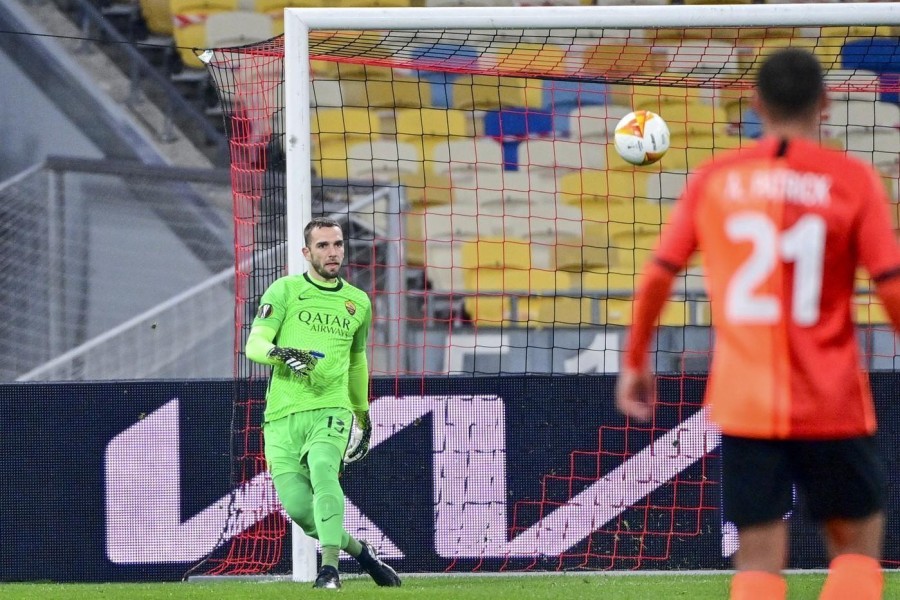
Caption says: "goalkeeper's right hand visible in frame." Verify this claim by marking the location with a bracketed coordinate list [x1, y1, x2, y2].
[267, 347, 321, 378]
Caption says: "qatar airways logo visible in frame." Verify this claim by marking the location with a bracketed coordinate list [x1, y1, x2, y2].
[104, 396, 718, 564]
[297, 310, 353, 335]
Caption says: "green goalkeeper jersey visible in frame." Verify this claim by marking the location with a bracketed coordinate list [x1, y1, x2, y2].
[251, 273, 372, 423]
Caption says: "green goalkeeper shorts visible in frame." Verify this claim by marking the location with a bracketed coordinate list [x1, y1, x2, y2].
[263, 407, 353, 477]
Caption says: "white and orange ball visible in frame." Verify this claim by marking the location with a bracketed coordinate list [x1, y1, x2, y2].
[613, 110, 670, 166]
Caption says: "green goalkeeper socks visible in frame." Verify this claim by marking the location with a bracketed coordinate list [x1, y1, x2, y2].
[343, 536, 362, 558]
[321, 546, 340, 569]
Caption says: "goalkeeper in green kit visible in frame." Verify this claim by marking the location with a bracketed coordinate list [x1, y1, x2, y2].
[245, 217, 401, 589]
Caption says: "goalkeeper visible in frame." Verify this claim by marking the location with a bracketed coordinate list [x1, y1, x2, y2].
[246, 217, 400, 590]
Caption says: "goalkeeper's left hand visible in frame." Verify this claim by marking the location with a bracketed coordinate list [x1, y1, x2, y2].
[344, 411, 372, 464]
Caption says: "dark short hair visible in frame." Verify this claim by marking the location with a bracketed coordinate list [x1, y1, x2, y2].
[304, 217, 342, 247]
[756, 48, 825, 121]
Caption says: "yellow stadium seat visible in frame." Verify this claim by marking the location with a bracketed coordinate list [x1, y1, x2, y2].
[395, 108, 471, 138]
[552, 230, 609, 273]
[450, 75, 544, 111]
[579, 43, 665, 78]
[252, 0, 290, 14]
[280, 0, 415, 7]
[853, 296, 890, 325]
[311, 107, 382, 179]
[312, 107, 382, 136]
[492, 42, 569, 77]
[395, 109, 472, 165]
[170, 0, 236, 12]
[140, 0, 173, 35]
[462, 237, 531, 270]
[459, 238, 579, 326]
[609, 224, 661, 272]
[171, 0, 239, 69]
[659, 299, 690, 326]
[340, 77, 432, 109]
[559, 168, 653, 206]
[309, 30, 385, 61]
[172, 16, 210, 70]
[404, 213, 426, 267]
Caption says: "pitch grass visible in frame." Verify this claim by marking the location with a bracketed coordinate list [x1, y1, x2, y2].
[2, 572, 899, 600]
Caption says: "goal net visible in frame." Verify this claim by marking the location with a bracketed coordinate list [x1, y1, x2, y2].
[196, 3, 900, 578]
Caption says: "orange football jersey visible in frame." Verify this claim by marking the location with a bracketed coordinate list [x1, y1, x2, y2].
[649, 137, 900, 439]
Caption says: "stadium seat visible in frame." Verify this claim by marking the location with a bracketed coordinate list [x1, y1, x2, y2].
[171, 0, 237, 13]
[579, 43, 665, 79]
[450, 75, 544, 111]
[282, 0, 414, 6]
[482, 109, 554, 168]
[824, 99, 900, 130]
[493, 42, 569, 77]
[340, 75, 432, 109]
[610, 224, 661, 272]
[395, 108, 471, 138]
[309, 78, 343, 108]
[311, 107, 382, 179]
[395, 109, 473, 166]
[853, 296, 890, 325]
[139, 0, 173, 35]
[825, 68, 881, 101]
[559, 168, 652, 206]
[408, 43, 480, 108]
[654, 39, 739, 76]
[517, 138, 606, 175]
[430, 137, 505, 176]
[462, 237, 532, 270]
[171, 0, 239, 69]
[842, 37, 900, 74]
[460, 237, 530, 326]
[532, 296, 603, 328]
[543, 80, 610, 137]
[658, 135, 744, 172]
[552, 226, 609, 273]
[346, 138, 423, 183]
[205, 11, 274, 49]
[566, 103, 632, 142]
[822, 100, 900, 174]
[645, 170, 688, 203]
[404, 212, 426, 267]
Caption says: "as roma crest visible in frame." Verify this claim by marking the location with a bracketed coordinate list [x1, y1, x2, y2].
[345, 300, 356, 316]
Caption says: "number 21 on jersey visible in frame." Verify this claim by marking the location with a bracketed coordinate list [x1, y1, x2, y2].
[725, 212, 826, 326]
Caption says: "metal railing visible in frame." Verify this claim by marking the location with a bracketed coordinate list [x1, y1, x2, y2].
[65, 0, 229, 164]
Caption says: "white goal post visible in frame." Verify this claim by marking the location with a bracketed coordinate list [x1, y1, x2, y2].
[282, 2, 900, 582]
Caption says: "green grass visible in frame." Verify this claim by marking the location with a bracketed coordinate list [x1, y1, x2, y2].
[2, 572, 899, 600]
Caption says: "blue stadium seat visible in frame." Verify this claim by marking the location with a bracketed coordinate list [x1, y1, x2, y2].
[482, 109, 554, 169]
[409, 43, 480, 107]
[542, 80, 609, 137]
[842, 39, 900, 103]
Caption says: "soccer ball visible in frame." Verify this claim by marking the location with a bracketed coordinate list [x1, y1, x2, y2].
[613, 110, 670, 166]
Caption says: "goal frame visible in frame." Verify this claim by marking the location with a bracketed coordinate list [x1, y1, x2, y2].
[282, 2, 899, 582]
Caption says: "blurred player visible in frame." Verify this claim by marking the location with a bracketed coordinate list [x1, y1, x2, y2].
[616, 48, 900, 600]
[246, 216, 400, 589]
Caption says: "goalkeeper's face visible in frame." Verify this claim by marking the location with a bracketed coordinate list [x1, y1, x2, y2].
[303, 225, 345, 282]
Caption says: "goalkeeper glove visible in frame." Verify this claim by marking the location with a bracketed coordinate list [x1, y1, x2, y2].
[344, 412, 372, 464]
[267, 347, 322, 378]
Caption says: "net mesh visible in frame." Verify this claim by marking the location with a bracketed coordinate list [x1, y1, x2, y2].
[198, 22, 900, 575]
